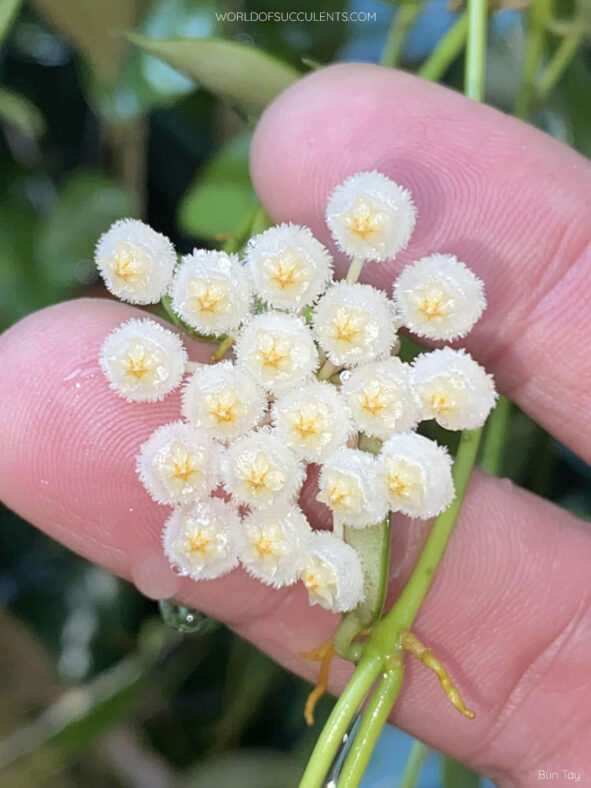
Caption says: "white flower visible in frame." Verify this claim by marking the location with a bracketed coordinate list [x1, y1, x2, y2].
[317, 447, 388, 528]
[380, 432, 454, 518]
[221, 431, 305, 510]
[235, 312, 319, 393]
[170, 249, 251, 335]
[245, 223, 333, 310]
[99, 318, 187, 402]
[182, 361, 266, 442]
[95, 219, 176, 304]
[341, 357, 419, 439]
[300, 532, 364, 613]
[239, 505, 312, 587]
[271, 382, 354, 463]
[136, 421, 218, 506]
[163, 499, 242, 580]
[325, 171, 416, 262]
[313, 281, 397, 367]
[393, 254, 486, 340]
[412, 347, 497, 430]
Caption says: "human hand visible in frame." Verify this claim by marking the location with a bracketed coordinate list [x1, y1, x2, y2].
[1, 64, 589, 786]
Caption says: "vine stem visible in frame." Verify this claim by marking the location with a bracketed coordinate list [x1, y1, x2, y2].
[514, 0, 552, 119]
[380, 4, 422, 68]
[398, 740, 430, 788]
[464, 0, 487, 101]
[418, 12, 468, 83]
[480, 395, 510, 476]
[538, 28, 584, 100]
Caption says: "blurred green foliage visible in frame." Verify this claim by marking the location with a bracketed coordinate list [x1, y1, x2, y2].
[0, 0, 590, 786]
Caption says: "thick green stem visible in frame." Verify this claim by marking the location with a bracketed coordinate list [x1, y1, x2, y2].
[418, 13, 468, 83]
[538, 29, 584, 100]
[514, 0, 552, 119]
[480, 395, 511, 476]
[298, 653, 384, 788]
[380, 4, 422, 68]
[464, 0, 488, 101]
[337, 666, 405, 788]
[398, 740, 430, 788]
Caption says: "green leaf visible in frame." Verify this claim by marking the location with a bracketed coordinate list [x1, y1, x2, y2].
[179, 131, 258, 241]
[0, 0, 23, 47]
[127, 33, 299, 117]
[36, 170, 138, 292]
[0, 86, 45, 138]
[442, 756, 480, 788]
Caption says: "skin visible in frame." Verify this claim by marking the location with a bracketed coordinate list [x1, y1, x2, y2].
[0, 64, 590, 786]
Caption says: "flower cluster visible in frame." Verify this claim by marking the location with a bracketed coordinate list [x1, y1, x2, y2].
[97, 172, 497, 614]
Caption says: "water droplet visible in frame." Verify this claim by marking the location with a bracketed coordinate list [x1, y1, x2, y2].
[128, 507, 134, 513]
[158, 600, 219, 635]
[340, 370, 352, 382]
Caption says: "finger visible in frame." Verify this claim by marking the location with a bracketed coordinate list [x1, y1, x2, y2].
[0, 299, 589, 783]
[250, 63, 591, 462]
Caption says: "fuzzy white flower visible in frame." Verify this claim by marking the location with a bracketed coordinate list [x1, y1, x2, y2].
[245, 223, 333, 310]
[136, 421, 217, 506]
[182, 361, 266, 442]
[221, 431, 304, 510]
[271, 382, 354, 463]
[235, 312, 319, 393]
[412, 348, 497, 430]
[170, 249, 251, 335]
[300, 532, 364, 612]
[239, 505, 312, 587]
[163, 499, 242, 580]
[326, 171, 416, 262]
[341, 357, 419, 439]
[313, 281, 397, 367]
[100, 318, 187, 402]
[95, 219, 176, 304]
[317, 447, 388, 528]
[393, 254, 486, 340]
[380, 432, 454, 518]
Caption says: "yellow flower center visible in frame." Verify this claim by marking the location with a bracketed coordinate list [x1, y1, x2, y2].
[188, 278, 229, 317]
[322, 472, 364, 515]
[109, 242, 148, 285]
[235, 451, 286, 499]
[302, 559, 337, 606]
[328, 306, 368, 347]
[205, 387, 240, 426]
[156, 441, 203, 493]
[117, 338, 163, 384]
[359, 383, 388, 417]
[411, 282, 453, 323]
[384, 459, 423, 507]
[255, 332, 293, 375]
[345, 197, 387, 241]
[263, 249, 310, 293]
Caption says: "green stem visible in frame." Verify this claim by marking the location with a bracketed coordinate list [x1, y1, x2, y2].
[337, 667, 405, 788]
[480, 395, 511, 476]
[298, 653, 384, 788]
[418, 12, 468, 83]
[464, 0, 488, 101]
[380, 4, 422, 68]
[514, 0, 552, 119]
[398, 740, 430, 788]
[538, 29, 584, 100]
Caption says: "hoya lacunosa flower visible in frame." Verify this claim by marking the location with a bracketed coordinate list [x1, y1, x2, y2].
[163, 499, 242, 580]
[245, 223, 333, 310]
[317, 447, 388, 528]
[271, 382, 354, 463]
[240, 505, 312, 587]
[300, 532, 364, 612]
[100, 318, 187, 402]
[393, 254, 486, 340]
[341, 357, 419, 439]
[136, 421, 217, 506]
[170, 249, 251, 334]
[182, 361, 266, 442]
[325, 171, 416, 261]
[95, 219, 176, 304]
[412, 347, 497, 430]
[313, 281, 397, 367]
[235, 312, 319, 393]
[221, 431, 304, 510]
[380, 432, 454, 518]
